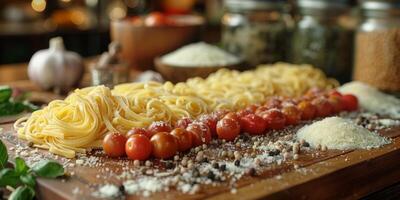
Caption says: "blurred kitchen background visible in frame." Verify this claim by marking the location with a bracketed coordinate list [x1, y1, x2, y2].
[0, 0, 216, 64]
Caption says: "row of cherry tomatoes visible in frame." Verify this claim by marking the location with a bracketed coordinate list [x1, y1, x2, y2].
[102, 89, 359, 161]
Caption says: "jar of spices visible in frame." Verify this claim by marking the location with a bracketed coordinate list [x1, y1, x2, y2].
[354, 0, 400, 94]
[222, 0, 292, 68]
[289, 0, 355, 83]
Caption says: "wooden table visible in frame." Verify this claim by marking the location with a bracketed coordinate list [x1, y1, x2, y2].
[1, 62, 400, 200]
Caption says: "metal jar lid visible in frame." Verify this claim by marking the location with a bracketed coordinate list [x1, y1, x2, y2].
[359, 0, 400, 17]
[224, 0, 287, 11]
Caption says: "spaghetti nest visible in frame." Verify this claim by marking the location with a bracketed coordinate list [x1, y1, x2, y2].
[14, 63, 339, 158]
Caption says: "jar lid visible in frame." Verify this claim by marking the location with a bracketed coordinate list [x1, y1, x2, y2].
[296, 0, 351, 10]
[224, 0, 287, 11]
[359, 0, 400, 16]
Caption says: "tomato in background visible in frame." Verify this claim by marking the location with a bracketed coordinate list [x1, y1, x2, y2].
[150, 132, 178, 159]
[198, 114, 218, 137]
[171, 128, 193, 152]
[261, 109, 286, 130]
[312, 97, 334, 117]
[126, 134, 152, 160]
[282, 105, 301, 125]
[216, 118, 240, 141]
[148, 121, 172, 137]
[175, 117, 193, 129]
[103, 133, 127, 157]
[187, 123, 212, 146]
[342, 94, 359, 111]
[297, 101, 316, 120]
[240, 114, 267, 135]
[127, 127, 151, 138]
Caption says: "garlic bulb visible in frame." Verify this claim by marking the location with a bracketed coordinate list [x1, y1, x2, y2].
[28, 37, 84, 93]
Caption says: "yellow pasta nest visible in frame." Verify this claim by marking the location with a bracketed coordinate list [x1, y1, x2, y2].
[14, 63, 338, 158]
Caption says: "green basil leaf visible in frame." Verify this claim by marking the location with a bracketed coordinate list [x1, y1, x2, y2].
[0, 140, 8, 169]
[0, 168, 21, 188]
[9, 186, 35, 200]
[32, 160, 64, 178]
[20, 173, 35, 188]
[0, 86, 12, 104]
[15, 157, 29, 175]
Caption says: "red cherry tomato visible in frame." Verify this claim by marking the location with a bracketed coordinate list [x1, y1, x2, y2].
[264, 98, 282, 109]
[240, 114, 267, 135]
[213, 110, 229, 120]
[297, 101, 317, 120]
[103, 133, 127, 157]
[224, 112, 240, 122]
[198, 114, 218, 137]
[216, 118, 240, 141]
[261, 109, 286, 130]
[175, 117, 193, 129]
[328, 95, 345, 113]
[170, 128, 193, 152]
[312, 97, 334, 117]
[186, 123, 212, 146]
[328, 90, 342, 97]
[150, 132, 178, 159]
[305, 87, 324, 97]
[237, 109, 253, 118]
[246, 105, 259, 113]
[125, 134, 152, 160]
[127, 127, 151, 138]
[282, 105, 302, 125]
[342, 94, 359, 111]
[148, 121, 172, 137]
[144, 12, 167, 26]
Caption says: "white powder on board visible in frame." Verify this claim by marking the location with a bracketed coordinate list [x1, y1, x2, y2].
[297, 117, 390, 150]
[161, 42, 240, 67]
[338, 81, 400, 118]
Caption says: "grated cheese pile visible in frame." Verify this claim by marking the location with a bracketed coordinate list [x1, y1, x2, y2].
[161, 42, 240, 67]
[297, 117, 390, 150]
[339, 81, 400, 118]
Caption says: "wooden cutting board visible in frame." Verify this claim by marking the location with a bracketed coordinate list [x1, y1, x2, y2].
[1, 121, 400, 200]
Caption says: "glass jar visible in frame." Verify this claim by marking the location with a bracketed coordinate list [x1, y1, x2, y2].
[289, 0, 354, 83]
[353, 0, 400, 94]
[222, 0, 292, 68]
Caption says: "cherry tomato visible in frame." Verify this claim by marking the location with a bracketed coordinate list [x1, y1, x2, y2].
[171, 128, 193, 152]
[198, 114, 218, 137]
[282, 105, 302, 125]
[255, 106, 269, 116]
[148, 121, 172, 137]
[214, 110, 229, 120]
[127, 127, 151, 138]
[144, 12, 167, 26]
[305, 87, 324, 97]
[175, 117, 193, 129]
[240, 114, 267, 135]
[312, 97, 334, 117]
[264, 98, 282, 109]
[328, 95, 345, 113]
[216, 118, 240, 141]
[186, 123, 212, 146]
[103, 133, 127, 157]
[150, 132, 178, 159]
[125, 134, 152, 160]
[237, 109, 253, 118]
[246, 105, 259, 113]
[261, 109, 286, 130]
[342, 94, 359, 111]
[224, 112, 240, 122]
[297, 101, 317, 120]
[328, 90, 342, 97]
